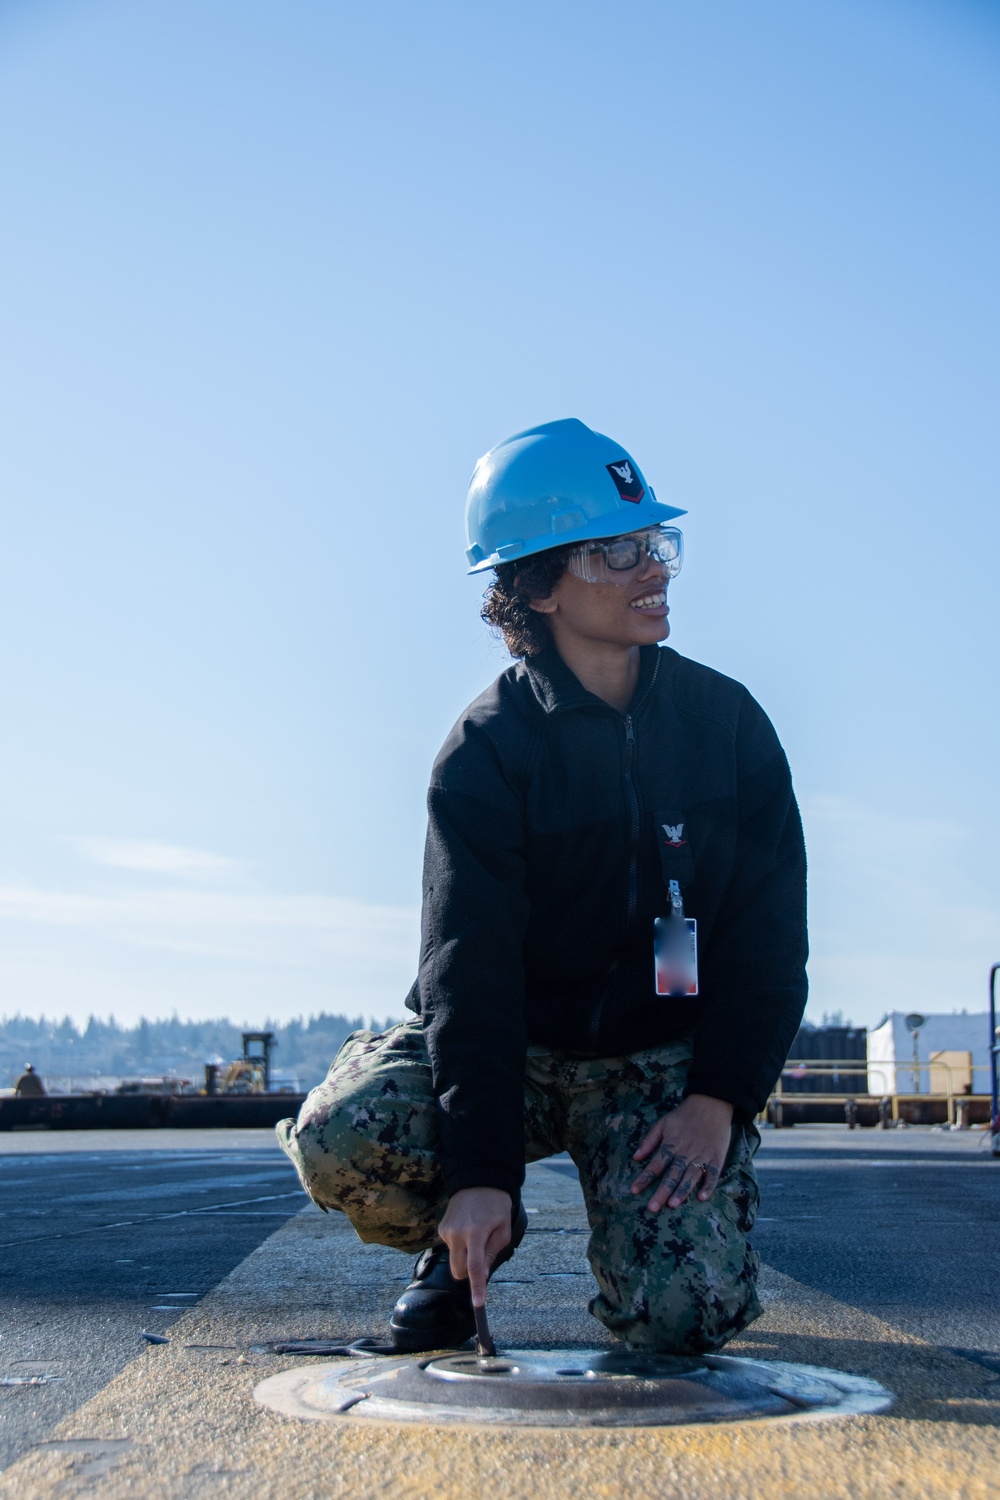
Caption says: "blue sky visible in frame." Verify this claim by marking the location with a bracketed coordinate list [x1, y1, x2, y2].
[1, 0, 998, 1031]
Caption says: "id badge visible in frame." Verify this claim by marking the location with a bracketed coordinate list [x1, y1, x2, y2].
[654, 880, 699, 997]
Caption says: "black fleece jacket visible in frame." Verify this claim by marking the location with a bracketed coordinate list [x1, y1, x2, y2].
[405, 643, 808, 1201]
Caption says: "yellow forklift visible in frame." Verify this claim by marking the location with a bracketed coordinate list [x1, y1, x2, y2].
[204, 1031, 275, 1095]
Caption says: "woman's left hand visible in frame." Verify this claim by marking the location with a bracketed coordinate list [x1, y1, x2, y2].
[631, 1093, 735, 1212]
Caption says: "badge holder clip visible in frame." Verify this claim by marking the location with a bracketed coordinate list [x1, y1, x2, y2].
[654, 880, 699, 997]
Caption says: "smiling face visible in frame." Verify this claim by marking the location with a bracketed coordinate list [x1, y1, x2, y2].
[527, 539, 671, 653]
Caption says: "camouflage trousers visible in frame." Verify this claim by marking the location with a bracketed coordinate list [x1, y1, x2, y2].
[276, 1020, 761, 1354]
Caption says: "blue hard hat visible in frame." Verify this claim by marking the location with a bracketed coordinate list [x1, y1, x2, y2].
[465, 418, 685, 574]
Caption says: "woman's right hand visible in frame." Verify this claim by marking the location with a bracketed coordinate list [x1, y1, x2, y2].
[437, 1187, 513, 1308]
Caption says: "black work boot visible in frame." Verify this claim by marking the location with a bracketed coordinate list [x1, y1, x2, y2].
[389, 1201, 528, 1353]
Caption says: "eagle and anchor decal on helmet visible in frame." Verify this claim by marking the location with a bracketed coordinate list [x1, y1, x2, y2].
[606, 459, 645, 503]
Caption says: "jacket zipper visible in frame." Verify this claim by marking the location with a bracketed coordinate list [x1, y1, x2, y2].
[588, 709, 643, 1050]
[623, 713, 640, 930]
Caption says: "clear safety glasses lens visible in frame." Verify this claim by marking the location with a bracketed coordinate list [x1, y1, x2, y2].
[566, 527, 683, 586]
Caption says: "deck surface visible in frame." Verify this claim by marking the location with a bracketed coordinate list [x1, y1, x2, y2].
[0, 1124, 997, 1497]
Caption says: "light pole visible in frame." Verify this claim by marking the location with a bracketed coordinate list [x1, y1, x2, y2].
[989, 965, 999, 1159]
[904, 1012, 925, 1095]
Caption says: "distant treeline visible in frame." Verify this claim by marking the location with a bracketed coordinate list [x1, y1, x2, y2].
[0, 1012, 400, 1091]
[1, 1009, 854, 1092]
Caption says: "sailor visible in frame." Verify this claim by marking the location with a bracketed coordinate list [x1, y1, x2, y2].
[14, 1063, 46, 1098]
[279, 419, 808, 1354]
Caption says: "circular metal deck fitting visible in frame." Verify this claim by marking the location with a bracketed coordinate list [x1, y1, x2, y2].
[254, 1348, 892, 1429]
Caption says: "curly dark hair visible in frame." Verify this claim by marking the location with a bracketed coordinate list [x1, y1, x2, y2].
[481, 548, 569, 658]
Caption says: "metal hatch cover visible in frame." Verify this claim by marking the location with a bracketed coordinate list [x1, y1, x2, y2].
[254, 1349, 893, 1429]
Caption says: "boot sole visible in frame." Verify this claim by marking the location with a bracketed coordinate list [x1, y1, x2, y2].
[387, 1317, 475, 1354]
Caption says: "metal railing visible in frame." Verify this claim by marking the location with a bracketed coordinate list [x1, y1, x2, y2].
[770, 1058, 993, 1128]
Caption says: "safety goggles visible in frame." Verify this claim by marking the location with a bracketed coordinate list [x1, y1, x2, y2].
[565, 525, 683, 586]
